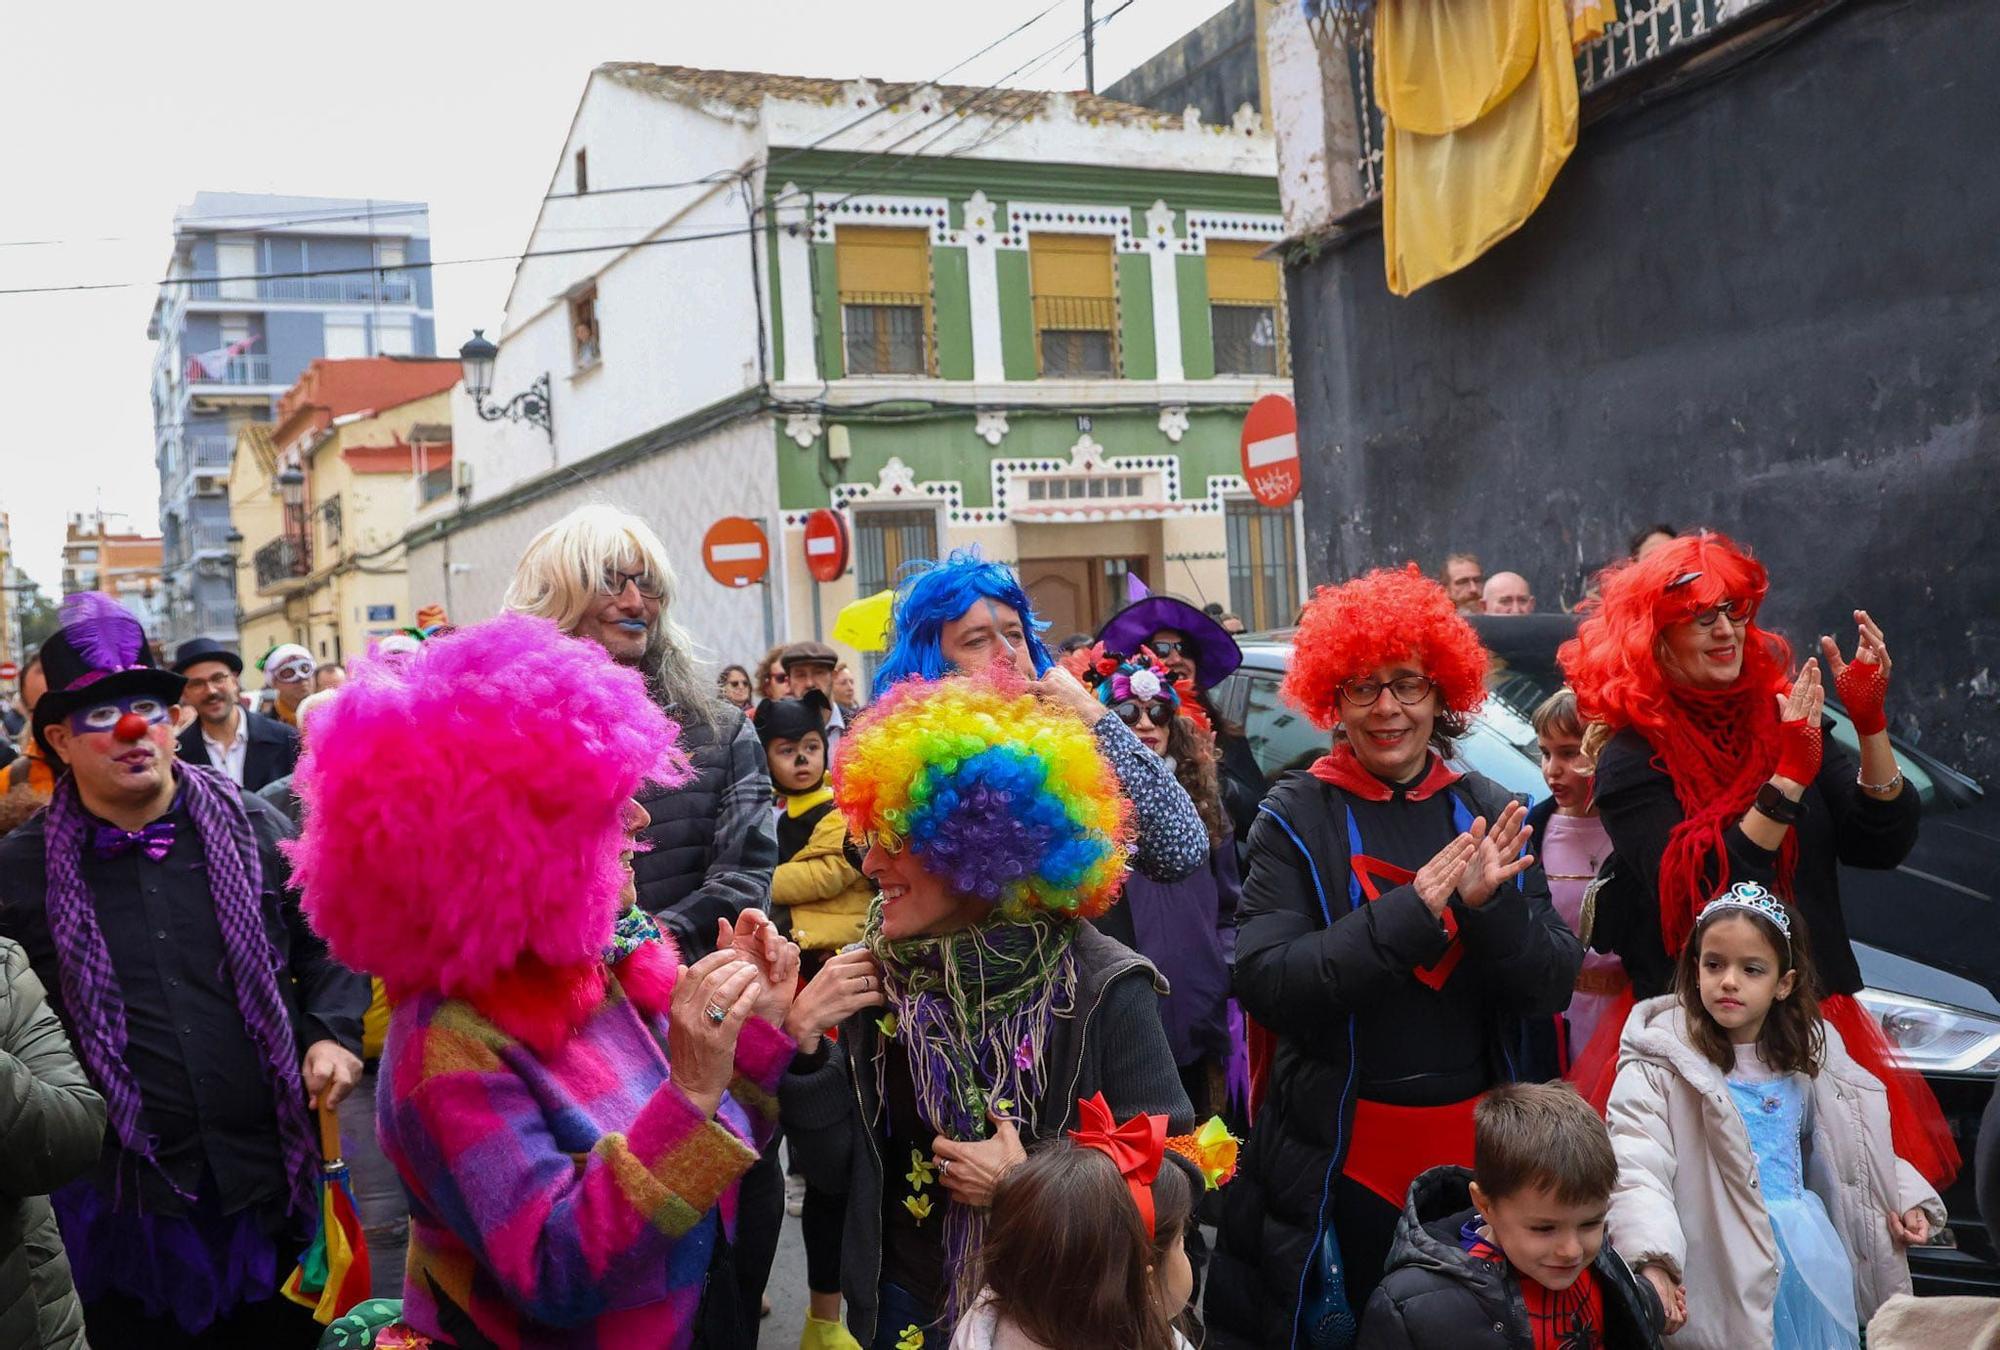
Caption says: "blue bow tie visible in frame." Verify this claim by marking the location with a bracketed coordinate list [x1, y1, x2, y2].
[93, 822, 176, 863]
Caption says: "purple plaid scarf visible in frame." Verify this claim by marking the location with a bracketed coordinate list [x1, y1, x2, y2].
[43, 764, 318, 1216]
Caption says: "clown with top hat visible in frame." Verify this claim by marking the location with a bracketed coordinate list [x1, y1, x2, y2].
[0, 594, 370, 1344]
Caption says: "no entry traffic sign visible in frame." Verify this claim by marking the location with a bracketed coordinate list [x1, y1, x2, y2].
[0, 662, 16, 681]
[802, 509, 850, 583]
[702, 517, 770, 589]
[1240, 393, 1301, 509]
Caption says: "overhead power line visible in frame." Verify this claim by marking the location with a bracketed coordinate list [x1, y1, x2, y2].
[0, 0, 1147, 301]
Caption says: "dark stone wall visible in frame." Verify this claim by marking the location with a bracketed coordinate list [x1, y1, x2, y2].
[1287, 0, 2000, 778]
[1104, 0, 1259, 127]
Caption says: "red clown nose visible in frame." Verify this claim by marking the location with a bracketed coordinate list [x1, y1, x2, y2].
[113, 712, 151, 742]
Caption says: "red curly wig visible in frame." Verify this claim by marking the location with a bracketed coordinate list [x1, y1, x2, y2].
[1560, 531, 1798, 956]
[1561, 531, 1792, 735]
[1284, 564, 1489, 731]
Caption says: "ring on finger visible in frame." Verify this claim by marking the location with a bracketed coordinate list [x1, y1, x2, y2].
[938, 1158, 951, 1175]
[705, 1003, 728, 1025]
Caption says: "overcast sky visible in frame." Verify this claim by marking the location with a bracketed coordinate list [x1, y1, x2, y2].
[0, 0, 1233, 590]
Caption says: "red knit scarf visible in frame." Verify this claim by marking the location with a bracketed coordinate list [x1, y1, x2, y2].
[1649, 681, 1799, 956]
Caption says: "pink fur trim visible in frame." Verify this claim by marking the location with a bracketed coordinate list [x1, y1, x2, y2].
[286, 612, 694, 999]
[471, 960, 607, 1058]
[614, 938, 680, 1020]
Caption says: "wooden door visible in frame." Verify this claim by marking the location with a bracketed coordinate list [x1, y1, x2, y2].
[1021, 558, 1092, 639]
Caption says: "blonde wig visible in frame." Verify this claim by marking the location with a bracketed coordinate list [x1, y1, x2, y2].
[503, 502, 715, 723]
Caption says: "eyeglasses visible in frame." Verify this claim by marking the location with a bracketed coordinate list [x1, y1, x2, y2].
[858, 830, 906, 857]
[1112, 700, 1176, 728]
[1337, 675, 1436, 707]
[1148, 640, 1188, 658]
[183, 672, 235, 693]
[598, 568, 666, 600]
[1692, 600, 1748, 630]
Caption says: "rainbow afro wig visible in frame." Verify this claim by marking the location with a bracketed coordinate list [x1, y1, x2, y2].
[285, 612, 693, 1000]
[1284, 563, 1490, 729]
[834, 665, 1132, 920]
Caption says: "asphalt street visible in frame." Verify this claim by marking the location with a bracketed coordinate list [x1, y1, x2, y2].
[761, 1203, 810, 1347]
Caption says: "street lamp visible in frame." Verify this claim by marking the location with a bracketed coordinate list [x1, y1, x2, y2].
[277, 468, 305, 508]
[458, 329, 552, 439]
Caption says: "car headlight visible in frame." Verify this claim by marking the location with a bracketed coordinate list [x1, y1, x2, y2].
[1854, 988, 2000, 1076]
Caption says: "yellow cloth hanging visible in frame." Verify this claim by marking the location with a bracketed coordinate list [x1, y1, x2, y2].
[1375, 0, 1539, 135]
[1570, 0, 1616, 46]
[1378, 0, 1580, 296]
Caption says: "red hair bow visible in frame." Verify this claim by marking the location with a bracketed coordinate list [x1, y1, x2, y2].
[1068, 1093, 1168, 1237]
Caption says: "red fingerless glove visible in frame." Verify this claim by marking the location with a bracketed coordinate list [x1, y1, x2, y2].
[1775, 718, 1823, 785]
[1837, 659, 1889, 736]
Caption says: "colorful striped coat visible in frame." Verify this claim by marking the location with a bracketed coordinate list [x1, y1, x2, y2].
[379, 973, 791, 1348]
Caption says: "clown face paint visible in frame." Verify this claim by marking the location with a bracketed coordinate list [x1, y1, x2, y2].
[51, 694, 180, 803]
[65, 694, 174, 738]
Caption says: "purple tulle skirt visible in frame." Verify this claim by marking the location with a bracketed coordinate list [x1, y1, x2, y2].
[51, 1181, 281, 1334]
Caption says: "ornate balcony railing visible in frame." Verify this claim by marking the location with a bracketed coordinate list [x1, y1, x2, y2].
[254, 536, 310, 592]
[1344, 0, 1778, 200]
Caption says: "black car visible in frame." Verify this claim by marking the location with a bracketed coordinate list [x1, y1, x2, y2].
[1211, 615, 2000, 1295]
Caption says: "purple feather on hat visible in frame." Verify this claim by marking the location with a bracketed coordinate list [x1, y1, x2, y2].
[59, 592, 144, 675]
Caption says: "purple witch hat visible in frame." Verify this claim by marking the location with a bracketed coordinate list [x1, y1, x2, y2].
[32, 593, 187, 760]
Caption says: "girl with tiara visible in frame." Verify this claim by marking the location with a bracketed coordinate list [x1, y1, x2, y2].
[1607, 883, 1943, 1349]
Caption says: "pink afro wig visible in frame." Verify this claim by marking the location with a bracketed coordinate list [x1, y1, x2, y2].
[1284, 563, 1490, 730]
[285, 612, 692, 1000]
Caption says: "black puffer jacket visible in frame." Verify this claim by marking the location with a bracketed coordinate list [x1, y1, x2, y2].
[0, 938, 105, 1350]
[1207, 769, 1581, 1349]
[632, 703, 776, 958]
[1359, 1166, 1664, 1350]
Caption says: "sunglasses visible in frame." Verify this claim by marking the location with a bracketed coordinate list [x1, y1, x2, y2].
[1112, 700, 1176, 727]
[857, 830, 906, 857]
[1148, 640, 1188, 658]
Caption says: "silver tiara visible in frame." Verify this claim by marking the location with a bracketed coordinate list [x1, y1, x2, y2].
[1697, 881, 1791, 946]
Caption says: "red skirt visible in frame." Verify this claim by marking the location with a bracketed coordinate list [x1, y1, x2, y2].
[1822, 993, 1961, 1189]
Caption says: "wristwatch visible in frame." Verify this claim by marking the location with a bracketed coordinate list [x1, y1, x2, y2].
[1754, 782, 1803, 826]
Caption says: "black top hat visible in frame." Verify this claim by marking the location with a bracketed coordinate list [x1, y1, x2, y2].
[34, 594, 190, 760]
[171, 636, 244, 675]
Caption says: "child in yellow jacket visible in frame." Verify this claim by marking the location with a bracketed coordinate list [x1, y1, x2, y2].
[755, 693, 870, 1349]
[758, 695, 871, 954]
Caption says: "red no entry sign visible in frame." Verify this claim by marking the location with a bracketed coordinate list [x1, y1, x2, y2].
[0, 662, 16, 681]
[802, 509, 849, 583]
[1241, 393, 1301, 509]
[702, 517, 770, 589]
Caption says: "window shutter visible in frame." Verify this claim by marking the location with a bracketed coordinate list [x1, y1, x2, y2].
[836, 228, 930, 296]
[1206, 239, 1280, 304]
[1029, 233, 1114, 299]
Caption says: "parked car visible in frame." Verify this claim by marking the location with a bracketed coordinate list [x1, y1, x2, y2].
[1211, 616, 2000, 1295]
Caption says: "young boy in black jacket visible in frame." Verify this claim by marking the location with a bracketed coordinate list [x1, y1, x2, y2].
[1360, 1082, 1666, 1350]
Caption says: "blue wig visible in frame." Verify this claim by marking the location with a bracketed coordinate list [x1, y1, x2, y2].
[871, 549, 1053, 697]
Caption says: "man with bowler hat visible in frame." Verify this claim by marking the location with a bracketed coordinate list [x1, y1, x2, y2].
[170, 637, 298, 793]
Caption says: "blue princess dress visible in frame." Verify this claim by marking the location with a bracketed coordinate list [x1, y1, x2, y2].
[1728, 1045, 1860, 1350]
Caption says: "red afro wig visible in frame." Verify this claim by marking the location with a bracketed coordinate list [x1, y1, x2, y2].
[285, 613, 692, 1003]
[1284, 563, 1489, 731]
[1560, 530, 1792, 737]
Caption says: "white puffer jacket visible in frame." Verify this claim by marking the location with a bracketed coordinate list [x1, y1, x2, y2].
[948, 1289, 1197, 1350]
[1606, 995, 1945, 1350]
